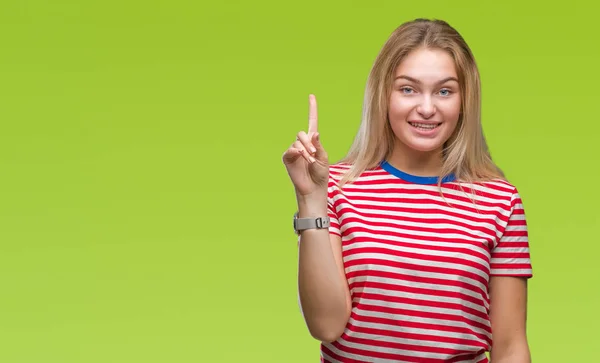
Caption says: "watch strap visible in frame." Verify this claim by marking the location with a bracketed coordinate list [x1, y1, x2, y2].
[294, 212, 330, 234]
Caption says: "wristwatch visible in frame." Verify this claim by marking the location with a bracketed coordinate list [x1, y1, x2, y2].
[293, 212, 330, 235]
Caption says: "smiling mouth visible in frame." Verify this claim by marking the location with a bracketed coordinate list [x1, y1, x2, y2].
[408, 122, 442, 131]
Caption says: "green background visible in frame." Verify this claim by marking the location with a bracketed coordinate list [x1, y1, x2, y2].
[0, 0, 598, 362]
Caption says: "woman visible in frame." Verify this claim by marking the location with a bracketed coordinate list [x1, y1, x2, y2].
[282, 19, 532, 363]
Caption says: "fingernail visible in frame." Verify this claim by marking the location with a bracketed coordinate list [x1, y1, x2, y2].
[310, 147, 317, 154]
[309, 156, 316, 163]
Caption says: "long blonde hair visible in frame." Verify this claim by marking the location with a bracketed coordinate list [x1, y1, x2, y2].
[338, 18, 505, 190]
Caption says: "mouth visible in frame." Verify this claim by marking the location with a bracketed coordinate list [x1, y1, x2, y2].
[408, 121, 442, 131]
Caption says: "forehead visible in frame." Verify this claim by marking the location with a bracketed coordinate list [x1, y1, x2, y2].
[395, 48, 458, 80]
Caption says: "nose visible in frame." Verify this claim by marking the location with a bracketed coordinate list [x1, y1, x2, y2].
[416, 95, 436, 119]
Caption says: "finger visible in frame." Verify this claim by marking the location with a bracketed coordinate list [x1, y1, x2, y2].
[307, 94, 318, 134]
[293, 140, 316, 164]
[282, 147, 302, 164]
[297, 131, 317, 155]
[311, 132, 328, 161]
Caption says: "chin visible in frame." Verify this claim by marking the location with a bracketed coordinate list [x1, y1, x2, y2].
[403, 140, 446, 153]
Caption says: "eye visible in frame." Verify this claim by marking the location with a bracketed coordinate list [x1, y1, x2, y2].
[439, 88, 452, 96]
[400, 87, 415, 94]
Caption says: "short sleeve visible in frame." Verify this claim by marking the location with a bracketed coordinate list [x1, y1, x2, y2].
[327, 174, 341, 237]
[490, 188, 533, 278]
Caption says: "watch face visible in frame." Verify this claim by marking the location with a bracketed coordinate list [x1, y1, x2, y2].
[293, 213, 298, 233]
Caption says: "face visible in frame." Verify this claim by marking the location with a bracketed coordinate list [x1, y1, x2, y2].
[388, 47, 462, 154]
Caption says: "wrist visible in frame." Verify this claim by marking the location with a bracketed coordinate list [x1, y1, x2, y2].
[296, 191, 328, 218]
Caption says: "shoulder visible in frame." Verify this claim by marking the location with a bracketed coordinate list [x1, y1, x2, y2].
[463, 178, 524, 210]
[328, 162, 352, 181]
[327, 162, 387, 198]
[328, 161, 385, 181]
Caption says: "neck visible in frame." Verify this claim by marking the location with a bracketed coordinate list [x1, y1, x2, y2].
[387, 141, 444, 177]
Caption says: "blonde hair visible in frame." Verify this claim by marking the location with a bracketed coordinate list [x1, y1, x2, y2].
[337, 18, 505, 190]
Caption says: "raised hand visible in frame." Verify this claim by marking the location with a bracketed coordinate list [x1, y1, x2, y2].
[282, 94, 329, 198]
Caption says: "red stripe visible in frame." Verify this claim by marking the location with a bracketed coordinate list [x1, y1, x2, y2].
[345, 321, 488, 352]
[321, 344, 366, 363]
[336, 185, 512, 209]
[341, 225, 494, 248]
[345, 268, 486, 296]
[344, 258, 489, 287]
[335, 199, 511, 225]
[356, 291, 490, 321]
[447, 352, 489, 363]
[345, 236, 491, 266]
[330, 338, 445, 363]
[494, 242, 529, 249]
[341, 215, 499, 243]
[343, 246, 491, 275]
[354, 302, 492, 334]
[350, 313, 492, 345]
[334, 176, 515, 199]
[347, 279, 487, 308]
[490, 263, 532, 270]
[492, 252, 530, 259]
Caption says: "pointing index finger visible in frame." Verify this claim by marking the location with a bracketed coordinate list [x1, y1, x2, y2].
[308, 94, 318, 134]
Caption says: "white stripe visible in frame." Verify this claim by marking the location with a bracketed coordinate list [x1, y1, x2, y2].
[356, 297, 491, 327]
[336, 190, 512, 216]
[333, 174, 514, 200]
[341, 228, 493, 258]
[344, 251, 490, 282]
[504, 224, 528, 232]
[343, 240, 490, 268]
[342, 228, 492, 255]
[342, 226, 494, 253]
[332, 335, 457, 360]
[337, 210, 500, 241]
[346, 317, 486, 350]
[349, 273, 487, 308]
[345, 263, 488, 293]
[352, 283, 488, 314]
[321, 340, 379, 362]
[491, 257, 530, 264]
[332, 195, 511, 221]
[355, 308, 492, 340]
[508, 213, 526, 221]
[490, 268, 532, 275]
[492, 247, 528, 253]
[453, 352, 489, 363]
[498, 236, 529, 243]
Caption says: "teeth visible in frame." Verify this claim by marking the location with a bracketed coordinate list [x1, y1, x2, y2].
[410, 122, 438, 129]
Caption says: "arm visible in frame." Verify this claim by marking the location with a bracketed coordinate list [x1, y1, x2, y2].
[489, 276, 531, 363]
[489, 187, 533, 362]
[297, 195, 352, 343]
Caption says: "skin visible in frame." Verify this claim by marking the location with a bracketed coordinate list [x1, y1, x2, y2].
[282, 48, 531, 360]
[282, 95, 351, 343]
[387, 47, 462, 176]
[489, 277, 531, 362]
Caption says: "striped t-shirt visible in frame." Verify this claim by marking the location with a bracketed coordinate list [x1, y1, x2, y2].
[320, 161, 532, 363]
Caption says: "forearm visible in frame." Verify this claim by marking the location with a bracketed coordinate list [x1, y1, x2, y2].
[491, 356, 531, 363]
[297, 196, 350, 342]
[490, 342, 531, 363]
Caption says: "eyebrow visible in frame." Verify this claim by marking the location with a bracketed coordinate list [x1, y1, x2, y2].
[395, 75, 459, 85]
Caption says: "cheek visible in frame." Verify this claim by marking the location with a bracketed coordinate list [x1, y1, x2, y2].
[388, 96, 413, 120]
[439, 99, 462, 125]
